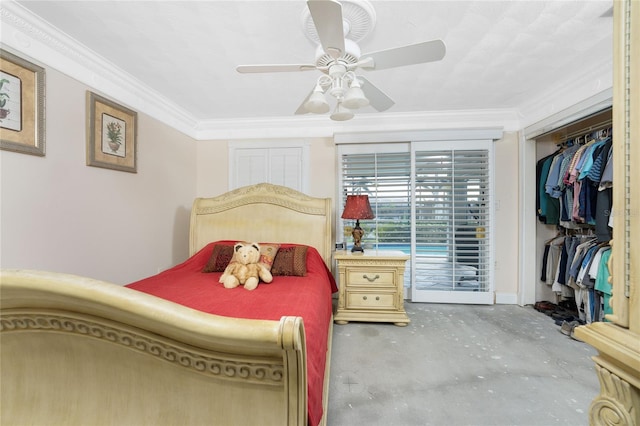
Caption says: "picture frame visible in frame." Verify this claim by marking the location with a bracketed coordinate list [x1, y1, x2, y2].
[86, 91, 137, 173]
[0, 49, 46, 156]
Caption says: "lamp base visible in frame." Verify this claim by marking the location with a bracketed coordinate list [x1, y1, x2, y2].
[351, 219, 365, 253]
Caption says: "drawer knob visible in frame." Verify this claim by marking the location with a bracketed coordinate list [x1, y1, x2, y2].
[363, 274, 380, 282]
[363, 296, 367, 300]
[376, 296, 380, 301]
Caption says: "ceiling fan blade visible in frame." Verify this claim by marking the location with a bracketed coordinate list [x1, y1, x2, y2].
[236, 64, 317, 73]
[360, 39, 446, 71]
[359, 76, 395, 112]
[307, 0, 345, 59]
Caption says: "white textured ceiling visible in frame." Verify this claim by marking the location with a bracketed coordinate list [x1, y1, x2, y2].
[12, 0, 613, 123]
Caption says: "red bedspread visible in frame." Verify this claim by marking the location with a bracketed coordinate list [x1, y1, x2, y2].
[127, 242, 337, 426]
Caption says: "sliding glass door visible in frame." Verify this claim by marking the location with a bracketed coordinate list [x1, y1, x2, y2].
[339, 139, 494, 304]
[411, 140, 493, 304]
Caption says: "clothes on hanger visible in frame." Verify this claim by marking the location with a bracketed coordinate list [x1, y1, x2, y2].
[536, 129, 613, 241]
[536, 149, 561, 223]
[540, 232, 611, 324]
[536, 127, 614, 326]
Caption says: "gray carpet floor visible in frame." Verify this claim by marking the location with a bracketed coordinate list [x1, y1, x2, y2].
[327, 302, 599, 426]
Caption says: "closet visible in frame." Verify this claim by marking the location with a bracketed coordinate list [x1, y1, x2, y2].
[534, 108, 613, 324]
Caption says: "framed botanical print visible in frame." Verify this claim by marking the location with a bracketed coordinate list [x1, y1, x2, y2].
[0, 49, 46, 156]
[86, 91, 137, 173]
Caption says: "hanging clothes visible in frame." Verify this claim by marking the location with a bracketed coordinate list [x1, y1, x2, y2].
[594, 247, 613, 319]
[536, 149, 562, 224]
[536, 130, 613, 232]
[541, 234, 565, 285]
[536, 125, 613, 326]
[539, 231, 611, 324]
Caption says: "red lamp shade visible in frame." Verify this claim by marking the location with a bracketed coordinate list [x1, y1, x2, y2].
[341, 195, 374, 220]
[341, 195, 374, 253]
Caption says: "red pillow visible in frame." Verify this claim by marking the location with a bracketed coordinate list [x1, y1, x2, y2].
[271, 246, 308, 276]
[202, 244, 234, 272]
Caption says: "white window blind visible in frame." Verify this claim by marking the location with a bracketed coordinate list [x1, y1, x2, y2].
[340, 151, 412, 250]
[413, 148, 491, 293]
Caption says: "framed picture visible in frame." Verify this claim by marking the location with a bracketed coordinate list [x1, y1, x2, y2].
[0, 49, 46, 156]
[86, 91, 137, 173]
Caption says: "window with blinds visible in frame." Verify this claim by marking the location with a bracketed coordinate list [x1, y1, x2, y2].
[340, 151, 412, 250]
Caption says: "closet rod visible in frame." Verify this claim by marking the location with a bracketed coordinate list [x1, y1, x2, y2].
[562, 119, 612, 142]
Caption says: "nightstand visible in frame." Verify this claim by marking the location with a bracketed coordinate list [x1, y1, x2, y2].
[333, 251, 410, 326]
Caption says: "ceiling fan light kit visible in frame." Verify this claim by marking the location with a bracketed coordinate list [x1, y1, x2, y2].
[236, 0, 446, 122]
[342, 78, 369, 109]
[304, 84, 331, 113]
[330, 102, 355, 121]
[304, 67, 368, 120]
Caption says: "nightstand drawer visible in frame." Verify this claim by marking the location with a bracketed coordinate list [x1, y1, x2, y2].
[346, 292, 395, 309]
[347, 270, 395, 286]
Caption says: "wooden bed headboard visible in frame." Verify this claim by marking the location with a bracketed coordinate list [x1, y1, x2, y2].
[190, 183, 333, 267]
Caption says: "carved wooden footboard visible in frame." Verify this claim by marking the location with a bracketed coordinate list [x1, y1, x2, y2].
[1, 269, 309, 425]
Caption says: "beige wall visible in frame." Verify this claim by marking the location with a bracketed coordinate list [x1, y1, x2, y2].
[1, 66, 519, 299]
[0, 68, 197, 284]
[195, 140, 228, 198]
[196, 132, 521, 301]
[493, 132, 520, 301]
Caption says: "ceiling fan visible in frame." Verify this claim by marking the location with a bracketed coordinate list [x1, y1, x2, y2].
[236, 0, 446, 121]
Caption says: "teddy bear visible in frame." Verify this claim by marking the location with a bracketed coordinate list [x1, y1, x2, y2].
[219, 242, 273, 290]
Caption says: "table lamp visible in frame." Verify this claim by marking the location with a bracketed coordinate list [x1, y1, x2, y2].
[341, 194, 375, 253]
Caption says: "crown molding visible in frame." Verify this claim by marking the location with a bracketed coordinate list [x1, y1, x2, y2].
[195, 108, 522, 140]
[524, 89, 612, 140]
[0, 1, 199, 137]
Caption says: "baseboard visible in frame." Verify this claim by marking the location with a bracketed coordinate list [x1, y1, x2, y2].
[495, 292, 518, 304]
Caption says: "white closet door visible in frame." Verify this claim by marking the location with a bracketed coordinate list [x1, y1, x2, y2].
[269, 148, 304, 189]
[229, 141, 310, 192]
[233, 149, 269, 188]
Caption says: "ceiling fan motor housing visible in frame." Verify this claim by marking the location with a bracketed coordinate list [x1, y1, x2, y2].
[328, 64, 348, 98]
[304, 0, 375, 68]
[315, 38, 361, 69]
